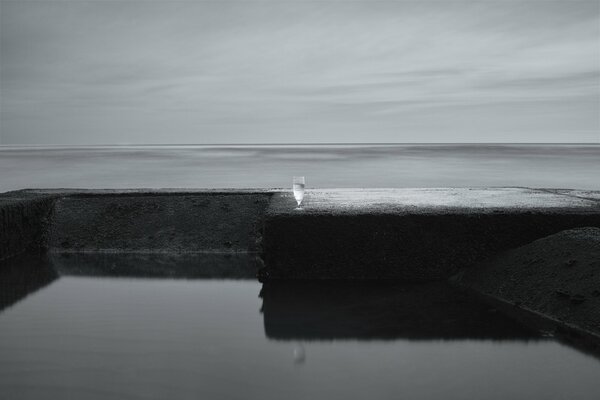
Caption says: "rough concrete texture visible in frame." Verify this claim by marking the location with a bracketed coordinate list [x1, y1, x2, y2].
[261, 281, 538, 341]
[268, 188, 600, 214]
[455, 227, 600, 342]
[262, 188, 600, 280]
[0, 194, 56, 261]
[48, 192, 272, 253]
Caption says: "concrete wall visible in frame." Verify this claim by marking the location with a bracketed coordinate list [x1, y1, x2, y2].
[2, 188, 600, 284]
[47, 192, 272, 253]
[0, 195, 55, 262]
[262, 212, 600, 281]
[454, 227, 600, 345]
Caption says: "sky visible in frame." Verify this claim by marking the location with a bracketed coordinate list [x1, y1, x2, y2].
[0, 0, 599, 145]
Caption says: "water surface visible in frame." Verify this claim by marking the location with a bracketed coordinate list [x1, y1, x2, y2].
[1, 255, 599, 400]
[1, 144, 598, 192]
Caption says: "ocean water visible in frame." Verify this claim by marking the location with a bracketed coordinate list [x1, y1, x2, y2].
[0, 144, 598, 193]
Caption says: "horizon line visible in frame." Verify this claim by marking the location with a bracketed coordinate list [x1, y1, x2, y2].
[1, 142, 599, 148]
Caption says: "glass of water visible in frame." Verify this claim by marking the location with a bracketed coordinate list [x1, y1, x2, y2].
[292, 176, 305, 209]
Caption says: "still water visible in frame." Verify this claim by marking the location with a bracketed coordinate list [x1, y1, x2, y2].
[1, 144, 599, 193]
[1, 255, 599, 400]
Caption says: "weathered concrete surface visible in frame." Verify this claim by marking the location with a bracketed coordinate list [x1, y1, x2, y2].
[46, 191, 272, 253]
[3, 188, 600, 283]
[454, 227, 600, 344]
[262, 188, 600, 280]
[267, 188, 600, 214]
[0, 194, 56, 261]
[261, 281, 538, 341]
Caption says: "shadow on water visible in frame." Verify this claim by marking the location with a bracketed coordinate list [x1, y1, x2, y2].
[260, 281, 540, 341]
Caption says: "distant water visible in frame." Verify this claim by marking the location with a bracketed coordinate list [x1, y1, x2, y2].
[0, 144, 598, 192]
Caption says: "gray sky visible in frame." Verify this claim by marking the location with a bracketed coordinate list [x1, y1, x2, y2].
[1, 0, 598, 144]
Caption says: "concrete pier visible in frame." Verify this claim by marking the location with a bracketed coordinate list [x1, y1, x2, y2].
[454, 227, 600, 346]
[1, 188, 599, 281]
[0, 193, 55, 261]
[45, 190, 272, 253]
[2, 187, 600, 349]
[262, 188, 600, 280]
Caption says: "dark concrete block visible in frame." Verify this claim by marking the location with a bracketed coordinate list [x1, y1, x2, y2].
[48, 193, 271, 253]
[0, 195, 55, 261]
[455, 227, 600, 340]
[262, 189, 600, 280]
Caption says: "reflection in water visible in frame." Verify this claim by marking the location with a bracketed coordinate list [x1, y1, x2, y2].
[49, 252, 258, 279]
[292, 343, 306, 365]
[1, 255, 600, 400]
[0, 255, 58, 312]
[260, 281, 538, 341]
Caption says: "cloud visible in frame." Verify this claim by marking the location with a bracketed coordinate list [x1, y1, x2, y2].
[1, 0, 598, 144]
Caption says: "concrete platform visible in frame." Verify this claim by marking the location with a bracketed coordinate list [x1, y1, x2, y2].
[454, 227, 600, 347]
[267, 188, 600, 214]
[2, 187, 600, 282]
[47, 191, 271, 253]
[0, 194, 56, 261]
[262, 188, 600, 280]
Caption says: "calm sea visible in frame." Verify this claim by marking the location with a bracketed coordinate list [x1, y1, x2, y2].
[0, 144, 598, 193]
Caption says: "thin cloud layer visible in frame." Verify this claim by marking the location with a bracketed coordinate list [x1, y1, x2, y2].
[1, 0, 598, 144]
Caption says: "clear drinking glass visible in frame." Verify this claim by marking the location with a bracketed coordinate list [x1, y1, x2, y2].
[292, 176, 305, 209]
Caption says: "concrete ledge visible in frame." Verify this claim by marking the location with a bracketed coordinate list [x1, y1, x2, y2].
[454, 227, 600, 346]
[0, 194, 56, 261]
[47, 192, 272, 253]
[2, 188, 600, 283]
[262, 188, 600, 280]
